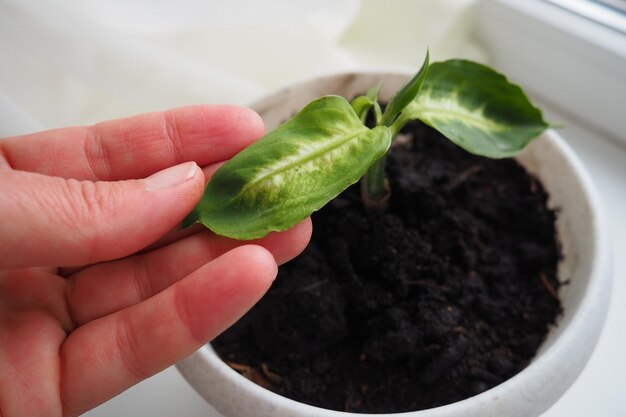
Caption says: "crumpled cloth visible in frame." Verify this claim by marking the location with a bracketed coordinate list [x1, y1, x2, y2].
[0, 0, 483, 136]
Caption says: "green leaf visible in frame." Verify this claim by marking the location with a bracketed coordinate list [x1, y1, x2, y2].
[400, 59, 549, 158]
[351, 95, 374, 122]
[184, 95, 392, 239]
[350, 83, 382, 123]
[380, 49, 430, 127]
[366, 82, 382, 102]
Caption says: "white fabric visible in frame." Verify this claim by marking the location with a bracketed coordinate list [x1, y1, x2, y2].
[0, 0, 483, 136]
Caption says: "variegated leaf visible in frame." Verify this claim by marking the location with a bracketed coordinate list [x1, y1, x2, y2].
[399, 60, 548, 158]
[184, 95, 391, 239]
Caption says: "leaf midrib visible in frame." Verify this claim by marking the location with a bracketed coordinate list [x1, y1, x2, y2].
[239, 125, 371, 197]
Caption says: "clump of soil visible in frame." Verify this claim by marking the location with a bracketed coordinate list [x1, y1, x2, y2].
[213, 121, 561, 413]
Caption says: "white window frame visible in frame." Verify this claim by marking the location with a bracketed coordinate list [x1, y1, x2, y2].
[476, 0, 626, 146]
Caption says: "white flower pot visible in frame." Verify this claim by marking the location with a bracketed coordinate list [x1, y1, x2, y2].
[177, 72, 612, 417]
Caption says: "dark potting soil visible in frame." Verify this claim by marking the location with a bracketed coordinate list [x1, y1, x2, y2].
[212, 121, 562, 413]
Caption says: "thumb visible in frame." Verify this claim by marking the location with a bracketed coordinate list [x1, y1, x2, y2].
[0, 162, 204, 268]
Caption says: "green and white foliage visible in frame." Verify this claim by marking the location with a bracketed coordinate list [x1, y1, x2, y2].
[397, 59, 548, 158]
[183, 96, 391, 239]
[186, 54, 548, 239]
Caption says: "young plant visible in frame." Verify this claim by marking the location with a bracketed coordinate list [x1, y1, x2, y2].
[183, 52, 548, 239]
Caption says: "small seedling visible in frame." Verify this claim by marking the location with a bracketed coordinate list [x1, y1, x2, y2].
[183, 51, 548, 239]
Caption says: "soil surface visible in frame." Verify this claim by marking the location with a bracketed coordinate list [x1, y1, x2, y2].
[212, 121, 562, 413]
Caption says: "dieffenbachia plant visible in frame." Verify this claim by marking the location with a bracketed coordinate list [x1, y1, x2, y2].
[183, 52, 548, 239]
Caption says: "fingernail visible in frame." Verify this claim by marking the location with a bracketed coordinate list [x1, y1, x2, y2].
[145, 162, 199, 191]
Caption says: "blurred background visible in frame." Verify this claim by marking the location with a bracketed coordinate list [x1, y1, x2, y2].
[0, 0, 485, 134]
[1, 0, 624, 416]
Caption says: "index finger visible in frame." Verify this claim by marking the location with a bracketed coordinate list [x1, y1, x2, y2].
[0, 105, 264, 181]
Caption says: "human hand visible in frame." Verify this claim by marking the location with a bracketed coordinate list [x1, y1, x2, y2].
[0, 106, 312, 417]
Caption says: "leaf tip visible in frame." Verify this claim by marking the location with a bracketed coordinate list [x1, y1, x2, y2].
[181, 212, 199, 229]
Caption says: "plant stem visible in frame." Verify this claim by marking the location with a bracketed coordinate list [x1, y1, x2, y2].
[389, 114, 409, 138]
[363, 154, 388, 201]
[361, 99, 406, 206]
[362, 110, 397, 205]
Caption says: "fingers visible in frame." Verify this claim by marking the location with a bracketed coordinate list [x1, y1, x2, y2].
[0, 162, 205, 268]
[65, 218, 311, 325]
[0, 105, 264, 181]
[57, 161, 226, 276]
[0, 308, 67, 417]
[125, 161, 229, 254]
[60, 245, 277, 416]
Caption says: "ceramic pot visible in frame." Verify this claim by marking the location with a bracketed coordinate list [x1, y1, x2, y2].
[177, 72, 612, 417]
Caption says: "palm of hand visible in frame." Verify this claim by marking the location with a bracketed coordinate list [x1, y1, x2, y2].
[0, 106, 311, 417]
